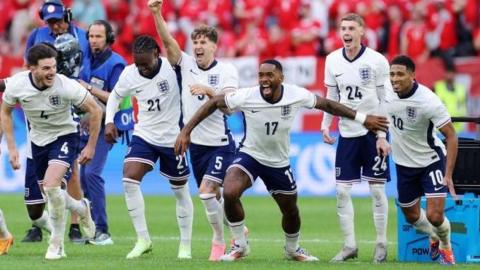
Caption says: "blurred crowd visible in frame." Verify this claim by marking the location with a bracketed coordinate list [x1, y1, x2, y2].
[1, 0, 480, 64]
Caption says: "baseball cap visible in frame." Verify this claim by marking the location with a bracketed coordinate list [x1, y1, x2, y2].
[41, 2, 65, 21]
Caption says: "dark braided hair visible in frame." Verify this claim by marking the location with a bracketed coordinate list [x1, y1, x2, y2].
[133, 35, 160, 55]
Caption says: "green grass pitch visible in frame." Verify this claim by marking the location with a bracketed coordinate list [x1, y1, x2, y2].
[0, 194, 476, 269]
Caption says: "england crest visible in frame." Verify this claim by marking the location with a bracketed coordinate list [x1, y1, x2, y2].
[208, 74, 219, 86]
[157, 80, 170, 93]
[358, 66, 372, 84]
[49, 95, 61, 106]
[406, 106, 417, 123]
[281, 105, 291, 117]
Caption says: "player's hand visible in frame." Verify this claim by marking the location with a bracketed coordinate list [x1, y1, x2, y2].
[444, 175, 458, 201]
[78, 146, 95, 165]
[174, 130, 190, 156]
[321, 129, 336, 145]
[190, 84, 212, 97]
[376, 137, 391, 157]
[147, 0, 163, 12]
[364, 115, 389, 132]
[105, 122, 119, 144]
[8, 148, 20, 170]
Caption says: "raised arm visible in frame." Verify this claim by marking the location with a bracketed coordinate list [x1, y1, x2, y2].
[315, 95, 389, 133]
[0, 103, 20, 169]
[439, 122, 458, 200]
[174, 94, 228, 155]
[77, 95, 102, 164]
[148, 0, 182, 65]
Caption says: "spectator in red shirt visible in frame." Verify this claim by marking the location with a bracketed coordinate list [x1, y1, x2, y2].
[262, 24, 292, 59]
[235, 21, 268, 56]
[385, 5, 403, 59]
[291, 2, 322, 56]
[400, 5, 429, 62]
[272, 0, 300, 31]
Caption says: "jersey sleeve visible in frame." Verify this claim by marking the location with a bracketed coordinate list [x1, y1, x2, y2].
[62, 75, 89, 107]
[224, 87, 250, 111]
[111, 69, 133, 98]
[221, 64, 239, 92]
[430, 97, 452, 129]
[2, 77, 18, 107]
[375, 56, 390, 88]
[297, 86, 316, 109]
[178, 51, 194, 69]
[324, 55, 337, 87]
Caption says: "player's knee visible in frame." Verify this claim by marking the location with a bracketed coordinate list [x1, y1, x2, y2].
[199, 179, 220, 195]
[26, 204, 45, 220]
[222, 187, 240, 202]
[405, 212, 420, 224]
[427, 211, 444, 226]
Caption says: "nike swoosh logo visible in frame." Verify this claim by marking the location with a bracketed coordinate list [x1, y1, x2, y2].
[210, 171, 222, 175]
[190, 69, 198, 75]
[373, 172, 384, 176]
[58, 155, 68, 159]
[335, 73, 343, 77]
[434, 186, 444, 191]
[251, 110, 260, 113]
[179, 169, 188, 174]
[135, 90, 142, 93]
[23, 99, 30, 103]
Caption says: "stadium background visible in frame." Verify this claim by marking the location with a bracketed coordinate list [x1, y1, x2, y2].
[0, 0, 479, 196]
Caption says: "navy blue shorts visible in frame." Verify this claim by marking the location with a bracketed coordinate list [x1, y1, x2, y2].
[125, 135, 190, 181]
[31, 133, 79, 183]
[335, 132, 390, 183]
[189, 142, 235, 187]
[24, 158, 45, 205]
[396, 158, 447, 207]
[228, 152, 296, 195]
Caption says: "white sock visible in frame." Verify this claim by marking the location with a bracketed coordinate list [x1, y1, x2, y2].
[228, 220, 247, 247]
[123, 179, 150, 242]
[413, 208, 439, 241]
[285, 232, 300, 253]
[32, 211, 53, 233]
[336, 183, 356, 248]
[0, 209, 11, 239]
[44, 186, 66, 245]
[63, 190, 86, 217]
[369, 183, 388, 244]
[199, 193, 224, 244]
[219, 196, 229, 227]
[434, 217, 451, 249]
[171, 184, 194, 246]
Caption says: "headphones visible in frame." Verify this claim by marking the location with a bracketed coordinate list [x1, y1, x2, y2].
[86, 20, 115, 45]
[39, 0, 72, 23]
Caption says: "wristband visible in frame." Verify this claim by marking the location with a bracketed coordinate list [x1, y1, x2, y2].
[354, 112, 367, 124]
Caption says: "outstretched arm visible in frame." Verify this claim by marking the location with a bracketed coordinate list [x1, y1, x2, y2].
[315, 95, 389, 132]
[148, 0, 182, 65]
[174, 94, 228, 155]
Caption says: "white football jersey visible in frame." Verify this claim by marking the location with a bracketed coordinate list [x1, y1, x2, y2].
[225, 84, 316, 167]
[179, 52, 238, 146]
[385, 82, 451, 168]
[112, 58, 181, 147]
[3, 71, 88, 146]
[323, 46, 390, 137]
